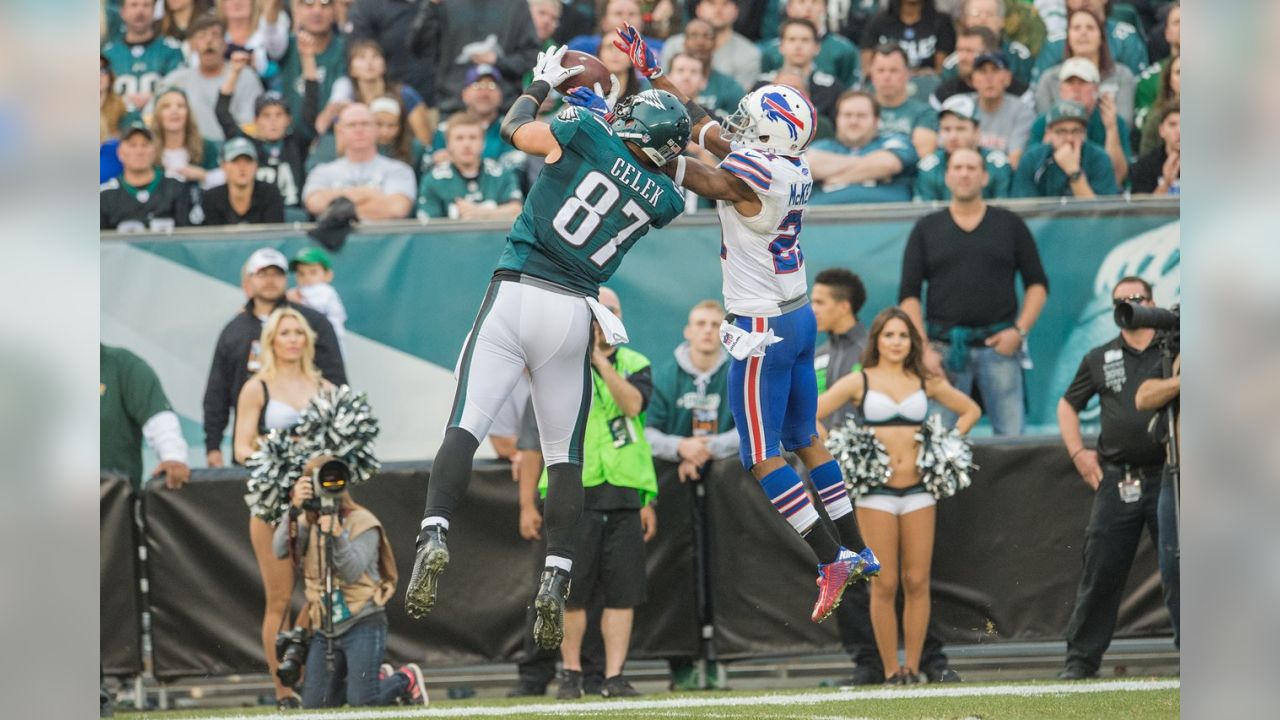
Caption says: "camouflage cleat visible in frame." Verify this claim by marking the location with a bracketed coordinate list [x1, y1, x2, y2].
[404, 526, 449, 618]
[533, 567, 572, 650]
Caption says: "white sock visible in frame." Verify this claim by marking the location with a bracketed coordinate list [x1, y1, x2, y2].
[421, 516, 449, 532]
[545, 555, 573, 573]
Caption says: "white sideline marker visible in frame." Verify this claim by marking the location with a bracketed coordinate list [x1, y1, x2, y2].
[183, 679, 1178, 719]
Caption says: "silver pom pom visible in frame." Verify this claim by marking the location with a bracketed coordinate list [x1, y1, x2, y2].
[244, 428, 307, 523]
[243, 385, 382, 522]
[824, 417, 892, 498]
[915, 414, 978, 500]
[294, 385, 382, 485]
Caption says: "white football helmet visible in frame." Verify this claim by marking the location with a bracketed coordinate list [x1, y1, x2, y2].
[721, 84, 818, 156]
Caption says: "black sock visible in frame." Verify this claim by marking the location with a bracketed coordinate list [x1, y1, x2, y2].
[830, 514, 865, 552]
[543, 462, 584, 563]
[421, 427, 480, 532]
[802, 522, 842, 564]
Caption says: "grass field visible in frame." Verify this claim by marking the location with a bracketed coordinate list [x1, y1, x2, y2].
[117, 678, 1179, 719]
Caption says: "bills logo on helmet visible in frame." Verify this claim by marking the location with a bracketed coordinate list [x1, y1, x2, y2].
[760, 92, 805, 141]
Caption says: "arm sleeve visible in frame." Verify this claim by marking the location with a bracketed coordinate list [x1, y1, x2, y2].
[627, 365, 654, 413]
[1013, 215, 1049, 291]
[935, 14, 957, 55]
[1085, 146, 1120, 195]
[1010, 150, 1042, 198]
[332, 526, 381, 584]
[912, 164, 941, 201]
[300, 79, 321, 142]
[142, 410, 188, 463]
[416, 176, 449, 218]
[215, 92, 243, 139]
[202, 330, 233, 453]
[881, 134, 919, 167]
[705, 429, 741, 460]
[644, 427, 682, 462]
[898, 222, 926, 302]
[272, 515, 294, 561]
[1062, 354, 1098, 412]
[497, 169, 522, 203]
[385, 161, 418, 201]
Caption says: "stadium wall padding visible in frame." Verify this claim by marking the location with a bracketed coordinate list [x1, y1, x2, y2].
[104, 439, 1169, 679]
[101, 199, 1179, 466]
[100, 474, 143, 677]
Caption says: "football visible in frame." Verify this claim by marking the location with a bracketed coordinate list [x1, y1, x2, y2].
[559, 50, 614, 95]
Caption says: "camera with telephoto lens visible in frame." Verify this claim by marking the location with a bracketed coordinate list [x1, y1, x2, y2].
[1114, 302, 1180, 354]
[274, 627, 309, 687]
[301, 456, 352, 513]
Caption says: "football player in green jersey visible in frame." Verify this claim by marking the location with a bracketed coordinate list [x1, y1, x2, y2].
[405, 46, 690, 653]
[101, 0, 185, 112]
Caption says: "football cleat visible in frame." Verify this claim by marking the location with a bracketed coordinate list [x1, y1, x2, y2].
[405, 525, 449, 618]
[533, 567, 572, 650]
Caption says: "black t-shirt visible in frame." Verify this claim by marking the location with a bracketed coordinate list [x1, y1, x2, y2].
[100, 172, 194, 230]
[860, 10, 957, 69]
[201, 181, 286, 226]
[1063, 336, 1165, 466]
[899, 205, 1049, 331]
[1129, 144, 1173, 195]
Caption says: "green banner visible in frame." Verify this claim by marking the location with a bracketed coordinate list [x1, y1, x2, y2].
[105, 198, 1178, 452]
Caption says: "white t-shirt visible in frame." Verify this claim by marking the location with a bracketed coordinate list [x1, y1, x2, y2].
[298, 282, 347, 346]
[302, 154, 417, 203]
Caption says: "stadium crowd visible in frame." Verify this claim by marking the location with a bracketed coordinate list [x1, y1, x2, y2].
[101, 0, 1181, 230]
[101, 0, 1180, 711]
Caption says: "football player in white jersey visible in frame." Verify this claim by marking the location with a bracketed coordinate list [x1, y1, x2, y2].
[613, 23, 880, 624]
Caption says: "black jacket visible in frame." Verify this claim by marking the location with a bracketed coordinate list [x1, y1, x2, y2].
[201, 181, 286, 225]
[410, 0, 540, 113]
[202, 299, 347, 453]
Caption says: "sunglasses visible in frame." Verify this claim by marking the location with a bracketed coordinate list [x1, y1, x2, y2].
[299, 0, 333, 6]
[1112, 295, 1150, 306]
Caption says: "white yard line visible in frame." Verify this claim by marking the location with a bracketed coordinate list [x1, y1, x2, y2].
[181, 679, 1179, 719]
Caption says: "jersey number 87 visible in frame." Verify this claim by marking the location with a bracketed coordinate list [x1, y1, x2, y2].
[552, 170, 653, 268]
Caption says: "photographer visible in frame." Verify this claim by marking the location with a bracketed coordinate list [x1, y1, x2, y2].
[1055, 277, 1172, 680]
[273, 472, 426, 708]
[1136, 354, 1180, 645]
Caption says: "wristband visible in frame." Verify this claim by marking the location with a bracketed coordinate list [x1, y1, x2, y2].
[1070, 448, 1086, 460]
[682, 98, 709, 125]
[673, 155, 688, 187]
[698, 120, 720, 148]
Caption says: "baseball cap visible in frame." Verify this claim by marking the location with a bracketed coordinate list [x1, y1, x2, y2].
[939, 94, 979, 124]
[1046, 100, 1089, 127]
[465, 63, 502, 86]
[254, 91, 289, 116]
[1059, 57, 1101, 84]
[245, 247, 289, 275]
[972, 51, 1008, 71]
[221, 137, 257, 162]
[122, 120, 153, 141]
[289, 246, 333, 271]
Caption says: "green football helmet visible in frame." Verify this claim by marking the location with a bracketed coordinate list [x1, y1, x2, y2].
[610, 89, 692, 167]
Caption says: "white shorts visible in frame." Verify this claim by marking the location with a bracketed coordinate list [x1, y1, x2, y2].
[450, 278, 593, 466]
[855, 487, 937, 516]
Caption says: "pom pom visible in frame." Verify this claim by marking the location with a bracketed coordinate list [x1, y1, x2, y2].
[823, 417, 892, 498]
[243, 385, 382, 522]
[915, 414, 978, 500]
[294, 385, 382, 485]
[244, 428, 307, 523]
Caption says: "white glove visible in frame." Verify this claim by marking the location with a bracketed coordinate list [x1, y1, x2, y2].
[532, 45, 585, 89]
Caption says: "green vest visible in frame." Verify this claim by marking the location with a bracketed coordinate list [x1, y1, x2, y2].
[539, 347, 658, 504]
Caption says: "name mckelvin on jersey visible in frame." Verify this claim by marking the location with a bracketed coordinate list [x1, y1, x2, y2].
[609, 157, 666, 208]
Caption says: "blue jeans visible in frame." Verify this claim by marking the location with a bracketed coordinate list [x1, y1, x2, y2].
[301, 615, 407, 708]
[1157, 469, 1180, 647]
[930, 342, 1025, 436]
